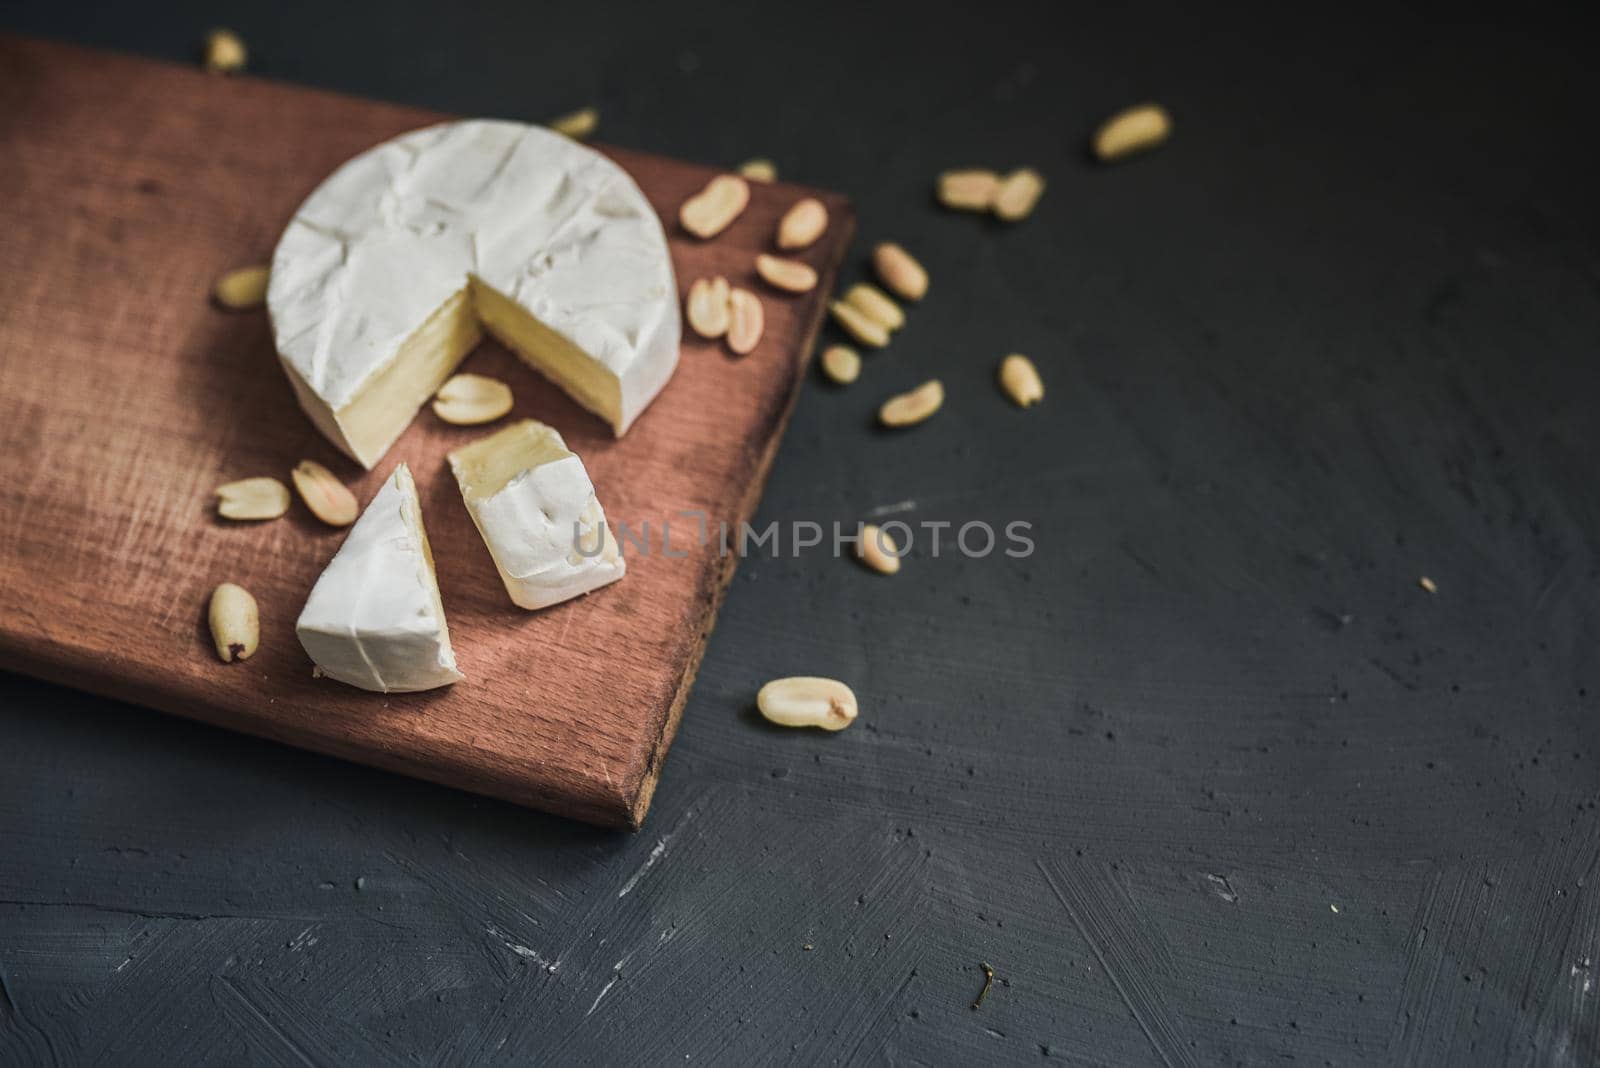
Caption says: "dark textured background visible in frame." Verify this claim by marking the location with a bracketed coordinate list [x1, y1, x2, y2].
[3, 2, 1599, 1064]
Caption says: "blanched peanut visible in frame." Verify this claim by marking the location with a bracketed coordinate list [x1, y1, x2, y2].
[757, 676, 858, 730]
[878, 380, 944, 427]
[680, 175, 750, 239]
[208, 583, 259, 662]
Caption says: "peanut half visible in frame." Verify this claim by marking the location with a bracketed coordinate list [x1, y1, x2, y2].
[829, 300, 889, 349]
[208, 583, 259, 663]
[755, 254, 818, 294]
[937, 169, 1001, 211]
[879, 379, 944, 427]
[1094, 103, 1172, 162]
[739, 158, 778, 182]
[680, 175, 750, 239]
[203, 28, 247, 74]
[999, 354, 1043, 407]
[727, 289, 765, 356]
[820, 345, 860, 385]
[844, 283, 905, 332]
[757, 676, 859, 731]
[292, 460, 358, 527]
[856, 524, 903, 575]
[213, 265, 270, 310]
[776, 197, 828, 250]
[433, 373, 514, 425]
[872, 243, 928, 301]
[993, 168, 1046, 222]
[687, 276, 732, 339]
[215, 477, 291, 521]
[548, 106, 599, 140]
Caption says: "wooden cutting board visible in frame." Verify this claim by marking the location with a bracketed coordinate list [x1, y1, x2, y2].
[0, 35, 853, 829]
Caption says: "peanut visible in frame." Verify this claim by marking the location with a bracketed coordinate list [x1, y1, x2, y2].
[829, 300, 889, 349]
[998, 354, 1043, 407]
[993, 168, 1045, 222]
[776, 197, 828, 250]
[549, 106, 599, 140]
[856, 524, 903, 575]
[208, 583, 259, 663]
[755, 254, 818, 294]
[213, 265, 270, 310]
[739, 158, 777, 182]
[937, 169, 1001, 211]
[844, 283, 904, 332]
[215, 477, 290, 521]
[757, 676, 858, 731]
[872, 243, 928, 301]
[679, 175, 750, 239]
[687, 276, 732, 339]
[878, 380, 944, 427]
[291, 460, 358, 527]
[820, 345, 860, 385]
[433, 374, 514, 425]
[727, 289, 765, 356]
[1093, 103, 1172, 161]
[203, 29, 246, 74]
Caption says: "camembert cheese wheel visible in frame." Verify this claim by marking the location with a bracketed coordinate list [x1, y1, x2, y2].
[267, 120, 680, 469]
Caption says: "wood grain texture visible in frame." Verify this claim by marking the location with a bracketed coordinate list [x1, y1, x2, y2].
[0, 34, 854, 829]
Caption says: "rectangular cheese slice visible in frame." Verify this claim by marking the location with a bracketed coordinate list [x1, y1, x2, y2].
[449, 419, 625, 609]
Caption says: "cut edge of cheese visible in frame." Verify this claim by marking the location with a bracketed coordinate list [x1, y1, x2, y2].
[470, 277, 624, 434]
[281, 289, 484, 469]
[295, 463, 465, 692]
[448, 419, 625, 610]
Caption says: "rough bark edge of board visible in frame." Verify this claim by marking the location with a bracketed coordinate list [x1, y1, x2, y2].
[625, 206, 858, 829]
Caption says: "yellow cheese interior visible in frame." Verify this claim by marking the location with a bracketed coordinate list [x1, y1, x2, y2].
[335, 289, 481, 468]
[330, 281, 625, 469]
[450, 419, 570, 500]
[469, 279, 623, 432]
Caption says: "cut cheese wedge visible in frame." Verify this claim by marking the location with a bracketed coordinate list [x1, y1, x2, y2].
[449, 419, 625, 609]
[268, 119, 680, 469]
[296, 463, 464, 692]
